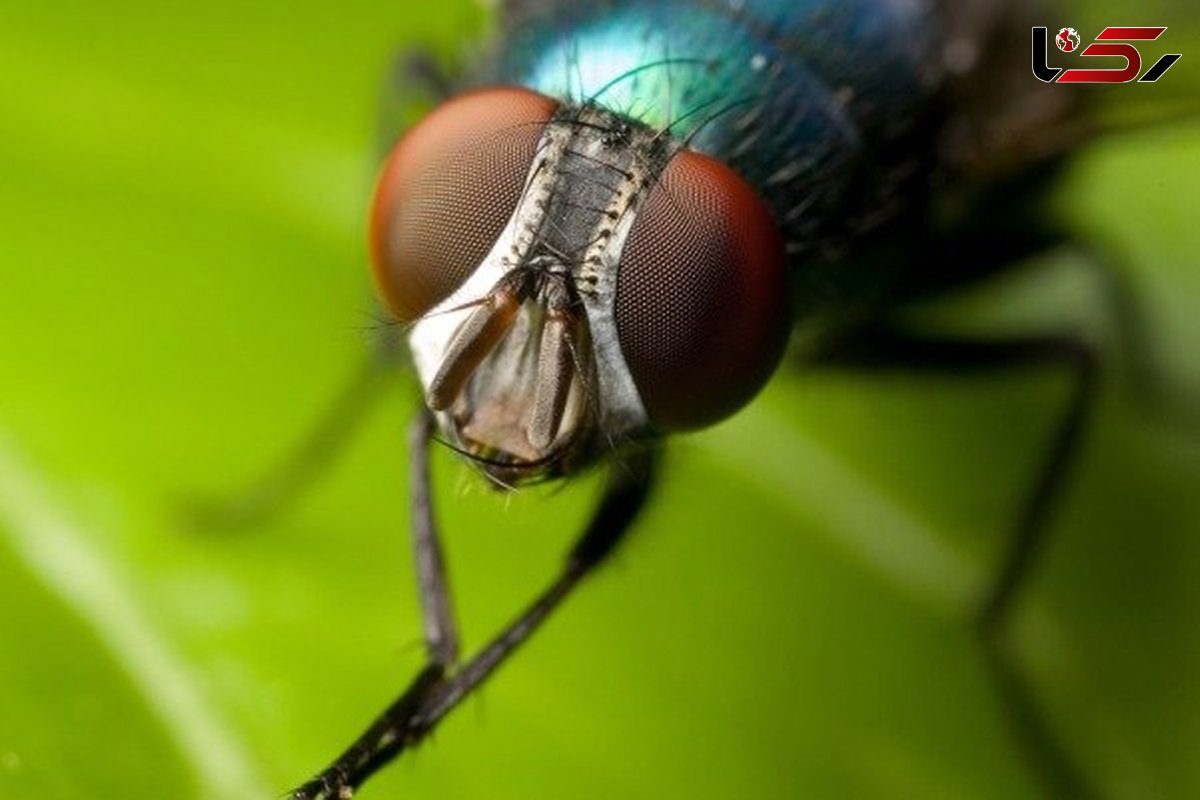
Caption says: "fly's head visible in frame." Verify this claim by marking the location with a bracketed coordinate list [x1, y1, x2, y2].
[369, 87, 790, 485]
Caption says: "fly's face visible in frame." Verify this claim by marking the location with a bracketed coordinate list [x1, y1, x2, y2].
[369, 87, 791, 484]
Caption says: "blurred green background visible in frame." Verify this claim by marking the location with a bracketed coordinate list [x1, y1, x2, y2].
[1, 1, 1198, 798]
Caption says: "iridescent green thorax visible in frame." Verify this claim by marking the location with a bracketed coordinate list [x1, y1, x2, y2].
[482, 0, 942, 259]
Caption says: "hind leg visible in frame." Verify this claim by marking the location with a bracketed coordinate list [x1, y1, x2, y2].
[817, 326, 1099, 797]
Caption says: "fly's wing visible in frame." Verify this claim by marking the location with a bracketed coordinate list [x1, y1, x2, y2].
[936, 0, 1083, 180]
[934, 0, 1200, 177]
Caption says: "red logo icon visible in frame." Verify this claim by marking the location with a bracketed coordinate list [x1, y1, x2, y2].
[1033, 26, 1182, 83]
[1056, 27, 1081, 52]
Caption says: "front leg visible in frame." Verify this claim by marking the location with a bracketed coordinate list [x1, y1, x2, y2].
[290, 435, 660, 799]
[189, 41, 461, 532]
[408, 407, 459, 667]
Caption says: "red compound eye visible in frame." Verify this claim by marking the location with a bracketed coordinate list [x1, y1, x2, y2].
[369, 87, 558, 323]
[615, 151, 790, 431]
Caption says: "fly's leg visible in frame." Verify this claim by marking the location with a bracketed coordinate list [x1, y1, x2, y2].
[817, 328, 1099, 799]
[288, 408, 459, 800]
[408, 408, 459, 667]
[191, 45, 458, 532]
[290, 425, 659, 799]
[973, 335, 1098, 800]
[391, 50, 455, 103]
[189, 336, 402, 530]
[1072, 240, 1198, 426]
[373, 47, 457, 157]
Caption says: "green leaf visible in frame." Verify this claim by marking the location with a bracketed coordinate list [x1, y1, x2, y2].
[0, 2, 1198, 799]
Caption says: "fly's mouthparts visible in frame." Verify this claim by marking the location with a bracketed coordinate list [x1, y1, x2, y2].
[425, 267, 589, 457]
[426, 272, 529, 411]
[528, 280, 584, 451]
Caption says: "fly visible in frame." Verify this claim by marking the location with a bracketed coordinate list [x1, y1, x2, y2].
[205, 1, 1175, 797]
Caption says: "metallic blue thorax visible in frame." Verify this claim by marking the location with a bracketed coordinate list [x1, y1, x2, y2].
[485, 0, 942, 256]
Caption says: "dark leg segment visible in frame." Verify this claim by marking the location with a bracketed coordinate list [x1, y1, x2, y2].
[291, 443, 659, 799]
[373, 48, 458, 158]
[191, 347, 400, 530]
[817, 327, 1099, 799]
[1072, 241, 1197, 427]
[408, 408, 458, 666]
